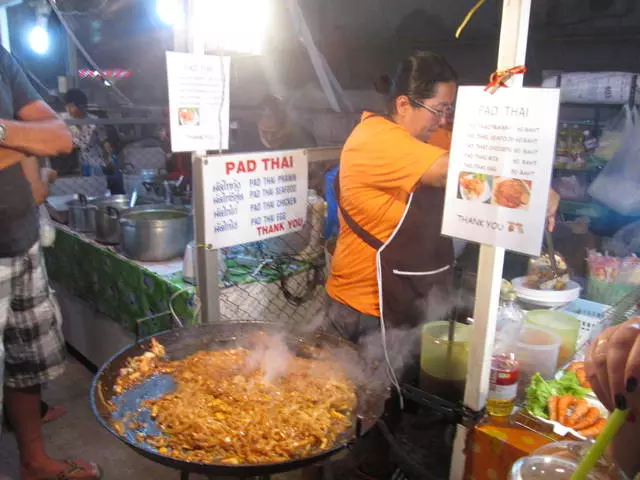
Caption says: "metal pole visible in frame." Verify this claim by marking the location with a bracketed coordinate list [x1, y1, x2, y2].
[193, 155, 221, 324]
[185, 0, 221, 324]
[66, 31, 78, 89]
[449, 0, 532, 478]
[0, 6, 11, 53]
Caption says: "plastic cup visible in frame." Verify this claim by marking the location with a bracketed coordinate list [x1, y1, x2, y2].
[516, 325, 561, 396]
[526, 310, 581, 368]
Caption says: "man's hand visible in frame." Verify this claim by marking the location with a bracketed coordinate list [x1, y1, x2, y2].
[547, 189, 560, 232]
[2, 100, 72, 156]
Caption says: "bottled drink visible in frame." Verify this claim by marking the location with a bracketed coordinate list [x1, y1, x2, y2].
[488, 290, 523, 417]
[487, 351, 520, 416]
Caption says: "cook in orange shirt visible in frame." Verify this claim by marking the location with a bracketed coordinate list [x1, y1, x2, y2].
[325, 50, 560, 349]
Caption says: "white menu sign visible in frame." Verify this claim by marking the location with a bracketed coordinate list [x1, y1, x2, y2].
[202, 150, 309, 249]
[166, 51, 230, 153]
[441, 86, 560, 256]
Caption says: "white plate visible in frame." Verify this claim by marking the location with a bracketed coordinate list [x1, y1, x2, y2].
[459, 175, 491, 203]
[512, 277, 581, 308]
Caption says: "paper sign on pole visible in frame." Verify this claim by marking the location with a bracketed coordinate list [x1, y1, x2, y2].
[441, 86, 560, 256]
[202, 149, 309, 249]
[166, 51, 230, 153]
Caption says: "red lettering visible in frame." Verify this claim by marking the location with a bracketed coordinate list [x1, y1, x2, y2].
[256, 223, 286, 236]
[261, 156, 295, 171]
[287, 218, 304, 229]
[225, 162, 235, 175]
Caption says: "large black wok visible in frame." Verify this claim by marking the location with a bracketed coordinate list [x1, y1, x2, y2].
[90, 321, 388, 478]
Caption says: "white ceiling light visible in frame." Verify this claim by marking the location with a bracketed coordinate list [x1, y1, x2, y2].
[29, 23, 49, 55]
[156, 0, 184, 26]
[199, 0, 271, 56]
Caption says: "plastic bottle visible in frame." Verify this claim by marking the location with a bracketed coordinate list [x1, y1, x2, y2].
[583, 129, 598, 153]
[487, 291, 523, 417]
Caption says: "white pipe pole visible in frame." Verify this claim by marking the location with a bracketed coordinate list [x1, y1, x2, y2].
[449, 0, 532, 478]
[188, 0, 221, 325]
[0, 7, 10, 53]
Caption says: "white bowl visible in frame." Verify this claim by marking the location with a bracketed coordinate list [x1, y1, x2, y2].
[511, 277, 581, 308]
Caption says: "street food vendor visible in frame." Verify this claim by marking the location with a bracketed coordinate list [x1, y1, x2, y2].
[325, 50, 560, 347]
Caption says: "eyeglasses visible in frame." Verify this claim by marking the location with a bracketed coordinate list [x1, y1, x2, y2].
[410, 99, 454, 119]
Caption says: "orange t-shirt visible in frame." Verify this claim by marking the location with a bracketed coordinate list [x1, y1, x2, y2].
[326, 113, 449, 317]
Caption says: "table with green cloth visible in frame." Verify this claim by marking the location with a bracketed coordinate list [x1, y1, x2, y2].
[44, 225, 325, 337]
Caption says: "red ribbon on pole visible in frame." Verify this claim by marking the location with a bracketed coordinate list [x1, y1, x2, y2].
[484, 66, 527, 94]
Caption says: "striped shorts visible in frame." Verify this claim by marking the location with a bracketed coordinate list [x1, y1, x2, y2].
[0, 241, 65, 419]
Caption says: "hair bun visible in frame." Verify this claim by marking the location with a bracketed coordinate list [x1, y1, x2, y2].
[374, 74, 393, 95]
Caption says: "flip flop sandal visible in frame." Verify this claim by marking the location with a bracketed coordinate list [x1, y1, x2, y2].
[43, 460, 102, 480]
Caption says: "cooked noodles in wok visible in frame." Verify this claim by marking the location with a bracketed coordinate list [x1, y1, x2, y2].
[112, 336, 357, 465]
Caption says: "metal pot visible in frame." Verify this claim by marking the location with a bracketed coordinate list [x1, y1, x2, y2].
[118, 205, 193, 262]
[90, 195, 153, 245]
[66, 194, 96, 233]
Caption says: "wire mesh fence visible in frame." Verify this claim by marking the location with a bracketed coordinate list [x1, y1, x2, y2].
[214, 154, 338, 327]
[46, 116, 341, 333]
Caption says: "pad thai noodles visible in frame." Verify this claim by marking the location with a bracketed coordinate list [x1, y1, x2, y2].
[112, 336, 357, 465]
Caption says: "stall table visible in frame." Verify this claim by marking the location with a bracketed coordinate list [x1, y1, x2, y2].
[465, 416, 553, 479]
[44, 224, 325, 365]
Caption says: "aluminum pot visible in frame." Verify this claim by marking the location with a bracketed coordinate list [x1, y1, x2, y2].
[118, 205, 193, 262]
[66, 194, 96, 233]
[90, 195, 153, 245]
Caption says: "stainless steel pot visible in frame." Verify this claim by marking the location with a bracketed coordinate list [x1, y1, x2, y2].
[66, 194, 96, 233]
[90, 195, 153, 245]
[118, 205, 193, 262]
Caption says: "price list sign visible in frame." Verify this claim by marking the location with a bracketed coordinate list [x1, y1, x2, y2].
[202, 150, 309, 249]
[441, 86, 561, 256]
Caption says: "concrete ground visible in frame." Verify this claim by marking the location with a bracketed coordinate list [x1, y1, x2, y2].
[0, 355, 311, 480]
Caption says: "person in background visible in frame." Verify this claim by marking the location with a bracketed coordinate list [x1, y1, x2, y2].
[61, 88, 106, 175]
[0, 47, 101, 479]
[585, 317, 640, 477]
[237, 95, 317, 152]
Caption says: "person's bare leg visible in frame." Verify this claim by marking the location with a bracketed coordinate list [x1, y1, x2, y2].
[4, 385, 97, 479]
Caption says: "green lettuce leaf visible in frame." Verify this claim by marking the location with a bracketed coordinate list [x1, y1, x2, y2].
[525, 372, 589, 420]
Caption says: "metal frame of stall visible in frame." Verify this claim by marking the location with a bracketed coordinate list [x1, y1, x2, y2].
[450, 0, 534, 478]
[178, 0, 541, 478]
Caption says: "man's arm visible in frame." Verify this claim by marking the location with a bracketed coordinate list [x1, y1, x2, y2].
[20, 156, 48, 205]
[2, 100, 72, 156]
[0, 146, 24, 171]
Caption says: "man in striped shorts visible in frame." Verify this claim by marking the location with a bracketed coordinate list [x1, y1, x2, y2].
[0, 47, 100, 479]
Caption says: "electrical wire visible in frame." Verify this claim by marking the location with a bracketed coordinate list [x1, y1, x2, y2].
[54, 0, 109, 16]
[47, 0, 133, 106]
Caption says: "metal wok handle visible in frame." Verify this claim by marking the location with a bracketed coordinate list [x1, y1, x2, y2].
[134, 309, 185, 343]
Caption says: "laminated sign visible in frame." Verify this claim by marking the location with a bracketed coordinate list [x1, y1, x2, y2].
[441, 86, 561, 256]
[202, 149, 309, 249]
[166, 51, 230, 152]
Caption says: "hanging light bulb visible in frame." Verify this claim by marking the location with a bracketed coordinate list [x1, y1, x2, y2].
[157, 0, 184, 26]
[29, 23, 49, 55]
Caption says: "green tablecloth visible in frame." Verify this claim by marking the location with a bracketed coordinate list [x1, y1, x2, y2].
[44, 226, 197, 335]
[44, 226, 322, 335]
